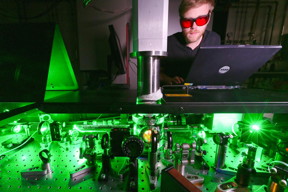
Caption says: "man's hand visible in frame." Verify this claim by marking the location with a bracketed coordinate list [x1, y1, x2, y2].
[170, 76, 184, 85]
[160, 73, 184, 85]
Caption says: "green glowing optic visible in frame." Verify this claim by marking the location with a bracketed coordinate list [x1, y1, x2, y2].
[41, 126, 48, 133]
[39, 121, 50, 135]
[198, 131, 206, 138]
[251, 124, 261, 131]
[44, 25, 79, 101]
[13, 125, 22, 133]
[21, 155, 27, 161]
[142, 129, 152, 143]
[46, 25, 78, 91]
[40, 124, 49, 134]
[212, 113, 243, 133]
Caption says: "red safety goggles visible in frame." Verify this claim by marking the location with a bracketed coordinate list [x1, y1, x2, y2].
[180, 12, 211, 28]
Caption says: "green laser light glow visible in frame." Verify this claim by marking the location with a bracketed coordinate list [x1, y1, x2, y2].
[13, 125, 22, 133]
[251, 124, 261, 131]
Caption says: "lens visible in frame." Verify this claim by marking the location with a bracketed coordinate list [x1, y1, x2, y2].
[195, 16, 209, 26]
[180, 19, 192, 28]
[180, 12, 210, 28]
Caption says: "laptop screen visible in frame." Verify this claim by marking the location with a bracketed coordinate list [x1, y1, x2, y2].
[185, 45, 282, 86]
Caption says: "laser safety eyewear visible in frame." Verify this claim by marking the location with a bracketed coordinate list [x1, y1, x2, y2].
[180, 11, 211, 28]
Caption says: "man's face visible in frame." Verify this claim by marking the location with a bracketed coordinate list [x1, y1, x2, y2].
[181, 3, 212, 45]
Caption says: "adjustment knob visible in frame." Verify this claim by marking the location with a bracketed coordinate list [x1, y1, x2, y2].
[122, 136, 144, 159]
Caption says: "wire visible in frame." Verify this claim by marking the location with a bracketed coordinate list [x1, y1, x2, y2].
[88, 4, 131, 15]
[129, 59, 137, 67]
[129, 62, 136, 74]
[267, 160, 288, 173]
[129, 59, 137, 74]
[95, 114, 102, 120]
[270, 161, 288, 167]
[0, 130, 37, 157]
[253, 185, 267, 192]
[231, 123, 238, 136]
[116, 158, 129, 175]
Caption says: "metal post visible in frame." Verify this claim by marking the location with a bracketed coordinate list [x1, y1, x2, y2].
[132, 0, 169, 104]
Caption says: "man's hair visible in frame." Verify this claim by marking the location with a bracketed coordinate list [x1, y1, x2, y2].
[179, 0, 215, 17]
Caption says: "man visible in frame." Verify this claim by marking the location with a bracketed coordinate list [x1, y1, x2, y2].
[160, 0, 221, 85]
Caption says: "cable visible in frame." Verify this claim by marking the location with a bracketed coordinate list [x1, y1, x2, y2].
[95, 114, 103, 121]
[270, 161, 288, 168]
[88, 4, 131, 15]
[231, 123, 238, 136]
[253, 185, 267, 192]
[129, 62, 136, 74]
[267, 160, 288, 173]
[0, 130, 37, 157]
[129, 60, 137, 67]
[116, 158, 129, 175]
[129, 58, 138, 74]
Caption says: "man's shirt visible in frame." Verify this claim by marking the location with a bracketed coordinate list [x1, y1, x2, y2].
[162, 30, 221, 79]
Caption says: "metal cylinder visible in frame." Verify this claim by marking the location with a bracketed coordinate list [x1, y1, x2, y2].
[149, 152, 157, 177]
[245, 145, 257, 168]
[235, 145, 257, 187]
[235, 163, 254, 187]
[213, 133, 231, 169]
[149, 130, 158, 176]
[214, 144, 227, 169]
[138, 54, 160, 95]
[137, 51, 166, 104]
[132, 0, 169, 104]
[180, 164, 186, 176]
